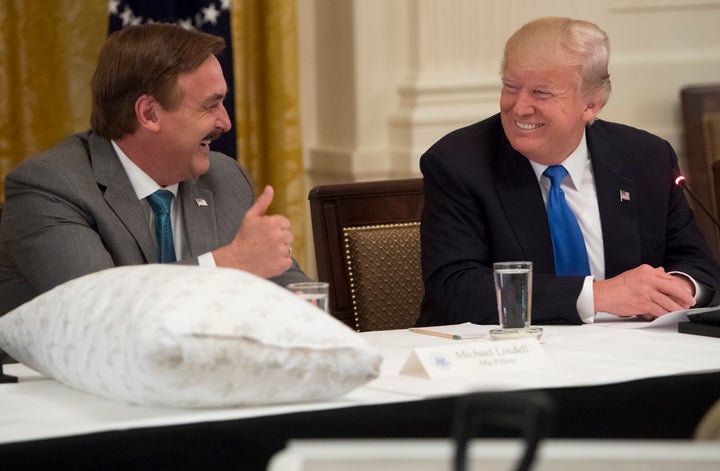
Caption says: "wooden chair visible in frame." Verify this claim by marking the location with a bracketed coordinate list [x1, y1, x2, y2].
[680, 84, 720, 261]
[308, 178, 424, 332]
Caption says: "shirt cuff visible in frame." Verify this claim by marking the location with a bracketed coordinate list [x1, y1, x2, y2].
[198, 252, 217, 268]
[668, 270, 703, 303]
[577, 276, 596, 324]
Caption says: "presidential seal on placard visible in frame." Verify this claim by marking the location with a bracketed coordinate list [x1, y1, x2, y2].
[429, 352, 452, 370]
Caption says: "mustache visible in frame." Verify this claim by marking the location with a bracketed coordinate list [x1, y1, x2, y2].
[203, 130, 224, 142]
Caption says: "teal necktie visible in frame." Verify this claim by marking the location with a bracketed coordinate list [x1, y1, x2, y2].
[543, 165, 590, 276]
[147, 190, 177, 263]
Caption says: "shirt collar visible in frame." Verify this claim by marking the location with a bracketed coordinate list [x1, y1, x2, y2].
[529, 131, 590, 190]
[111, 140, 178, 200]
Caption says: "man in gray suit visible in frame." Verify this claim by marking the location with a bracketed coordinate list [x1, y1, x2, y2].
[0, 23, 310, 315]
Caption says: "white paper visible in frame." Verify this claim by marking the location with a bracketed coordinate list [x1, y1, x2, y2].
[593, 306, 720, 329]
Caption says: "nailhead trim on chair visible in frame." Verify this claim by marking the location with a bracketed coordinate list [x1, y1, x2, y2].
[343, 222, 422, 332]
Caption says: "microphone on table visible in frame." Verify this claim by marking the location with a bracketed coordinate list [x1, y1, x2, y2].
[673, 174, 720, 336]
[674, 174, 720, 229]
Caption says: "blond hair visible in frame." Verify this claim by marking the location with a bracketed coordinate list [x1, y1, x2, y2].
[502, 17, 612, 106]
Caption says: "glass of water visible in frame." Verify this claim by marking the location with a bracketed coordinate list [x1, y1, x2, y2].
[287, 282, 330, 313]
[489, 261, 542, 340]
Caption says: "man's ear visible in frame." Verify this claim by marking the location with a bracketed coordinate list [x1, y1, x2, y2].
[582, 97, 603, 123]
[135, 94, 160, 132]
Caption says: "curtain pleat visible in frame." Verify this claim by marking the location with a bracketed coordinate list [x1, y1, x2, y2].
[232, 0, 307, 269]
[0, 0, 106, 202]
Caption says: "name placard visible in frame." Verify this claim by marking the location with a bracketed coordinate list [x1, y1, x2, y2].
[399, 338, 552, 379]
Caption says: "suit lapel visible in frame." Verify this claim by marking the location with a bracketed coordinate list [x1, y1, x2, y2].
[493, 137, 557, 273]
[89, 134, 156, 263]
[587, 124, 641, 277]
[179, 180, 219, 256]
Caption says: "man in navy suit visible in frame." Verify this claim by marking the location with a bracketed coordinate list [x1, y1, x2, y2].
[417, 17, 719, 326]
[0, 23, 310, 315]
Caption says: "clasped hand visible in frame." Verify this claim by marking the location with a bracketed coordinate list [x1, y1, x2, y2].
[593, 264, 696, 320]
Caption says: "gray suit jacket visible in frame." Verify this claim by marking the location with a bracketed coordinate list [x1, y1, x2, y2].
[0, 131, 309, 315]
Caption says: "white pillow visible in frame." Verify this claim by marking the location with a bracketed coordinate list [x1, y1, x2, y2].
[0, 265, 382, 408]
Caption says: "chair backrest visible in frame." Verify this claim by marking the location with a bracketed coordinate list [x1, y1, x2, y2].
[308, 178, 424, 332]
[680, 84, 720, 261]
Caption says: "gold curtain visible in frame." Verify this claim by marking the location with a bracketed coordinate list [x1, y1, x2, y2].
[232, 0, 307, 269]
[0, 0, 308, 270]
[0, 0, 106, 200]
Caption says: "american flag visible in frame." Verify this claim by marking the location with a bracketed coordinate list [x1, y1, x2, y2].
[107, 0, 237, 160]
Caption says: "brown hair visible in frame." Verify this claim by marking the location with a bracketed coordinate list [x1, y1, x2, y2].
[502, 17, 612, 107]
[91, 23, 225, 139]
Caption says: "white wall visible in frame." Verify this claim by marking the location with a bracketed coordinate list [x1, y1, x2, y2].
[296, 0, 720, 275]
[298, 0, 720, 185]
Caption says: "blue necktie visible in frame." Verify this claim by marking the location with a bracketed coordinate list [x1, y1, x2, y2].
[147, 190, 177, 263]
[543, 165, 590, 276]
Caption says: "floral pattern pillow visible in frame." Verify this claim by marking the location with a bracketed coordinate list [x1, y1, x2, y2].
[0, 265, 381, 407]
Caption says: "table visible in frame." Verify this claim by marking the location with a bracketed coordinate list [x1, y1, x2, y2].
[2, 319, 720, 470]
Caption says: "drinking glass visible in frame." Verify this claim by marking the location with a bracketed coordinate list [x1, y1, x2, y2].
[287, 282, 330, 313]
[489, 261, 542, 340]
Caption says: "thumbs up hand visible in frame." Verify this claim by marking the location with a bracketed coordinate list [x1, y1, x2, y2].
[213, 185, 294, 278]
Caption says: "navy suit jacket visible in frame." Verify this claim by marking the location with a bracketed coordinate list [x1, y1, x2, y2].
[417, 114, 720, 326]
[0, 131, 309, 315]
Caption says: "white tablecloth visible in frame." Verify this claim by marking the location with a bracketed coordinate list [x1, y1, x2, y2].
[362, 319, 720, 397]
[2, 319, 719, 444]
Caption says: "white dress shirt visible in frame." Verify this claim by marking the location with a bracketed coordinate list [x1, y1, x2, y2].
[528, 132, 601, 322]
[111, 141, 216, 267]
[527, 132, 702, 323]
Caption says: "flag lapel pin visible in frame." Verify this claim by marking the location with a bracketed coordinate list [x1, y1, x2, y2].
[195, 198, 208, 207]
[619, 190, 630, 202]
